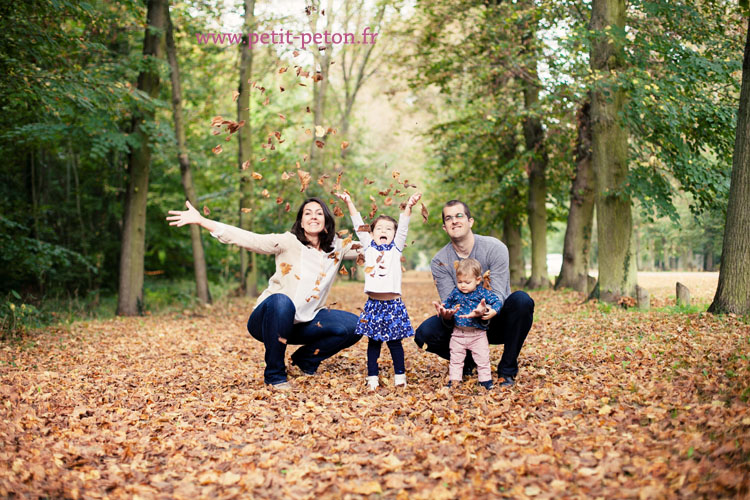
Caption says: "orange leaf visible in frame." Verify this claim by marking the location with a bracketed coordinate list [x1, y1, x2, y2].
[203, 205, 210, 215]
[212, 145, 223, 154]
[280, 263, 293, 275]
[341, 141, 349, 150]
[252, 172, 263, 180]
[261, 189, 270, 198]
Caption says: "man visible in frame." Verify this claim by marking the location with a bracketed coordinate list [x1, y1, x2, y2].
[414, 200, 534, 386]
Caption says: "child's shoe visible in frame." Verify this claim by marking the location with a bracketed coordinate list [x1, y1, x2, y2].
[478, 380, 493, 390]
[366, 375, 379, 390]
[394, 374, 407, 387]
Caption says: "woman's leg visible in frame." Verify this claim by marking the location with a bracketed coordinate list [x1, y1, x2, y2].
[367, 339, 382, 376]
[386, 339, 405, 375]
[287, 308, 361, 375]
[246, 294, 296, 385]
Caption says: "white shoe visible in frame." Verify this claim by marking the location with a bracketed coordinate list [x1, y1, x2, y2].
[394, 374, 407, 387]
[366, 376, 379, 390]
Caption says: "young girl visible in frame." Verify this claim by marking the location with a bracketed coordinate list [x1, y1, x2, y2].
[335, 191, 422, 389]
[441, 258, 503, 389]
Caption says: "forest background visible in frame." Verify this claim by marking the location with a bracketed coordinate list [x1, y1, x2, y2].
[0, 0, 748, 329]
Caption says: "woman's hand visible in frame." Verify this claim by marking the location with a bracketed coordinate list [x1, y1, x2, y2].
[166, 200, 204, 227]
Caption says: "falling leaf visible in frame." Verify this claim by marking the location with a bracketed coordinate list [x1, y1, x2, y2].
[482, 270, 492, 290]
[305, 129, 312, 135]
[279, 86, 285, 92]
[333, 206, 344, 217]
[341, 141, 349, 150]
[420, 203, 429, 222]
[203, 205, 210, 215]
[252, 172, 263, 180]
[363, 178, 374, 185]
[241, 160, 250, 170]
[232, 90, 240, 102]
[212, 145, 223, 154]
[379, 188, 391, 196]
[278, 67, 288, 74]
[384, 197, 393, 206]
[210, 116, 224, 127]
[453, 261, 459, 271]
[306, 106, 311, 113]
[261, 189, 270, 198]
[315, 125, 326, 137]
[280, 263, 293, 275]
[241, 207, 252, 213]
[364, 266, 374, 274]
[339, 267, 349, 276]
[212, 129, 221, 135]
[276, 197, 284, 205]
[392, 170, 400, 179]
[297, 169, 312, 192]
[279, 113, 286, 121]
[315, 140, 325, 149]
[262, 96, 270, 106]
[293, 50, 300, 57]
[285, 202, 291, 212]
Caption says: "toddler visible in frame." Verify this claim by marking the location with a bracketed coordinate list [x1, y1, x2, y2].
[442, 258, 503, 389]
[336, 191, 422, 389]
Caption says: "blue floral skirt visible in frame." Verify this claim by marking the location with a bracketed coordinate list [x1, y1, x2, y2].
[355, 297, 414, 341]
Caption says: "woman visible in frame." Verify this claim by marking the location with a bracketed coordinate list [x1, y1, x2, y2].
[167, 198, 361, 389]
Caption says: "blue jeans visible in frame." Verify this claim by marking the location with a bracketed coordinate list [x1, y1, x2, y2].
[247, 294, 361, 385]
[414, 290, 534, 378]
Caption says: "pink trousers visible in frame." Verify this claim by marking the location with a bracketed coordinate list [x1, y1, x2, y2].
[449, 326, 491, 383]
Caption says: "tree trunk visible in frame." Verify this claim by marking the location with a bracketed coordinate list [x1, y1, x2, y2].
[503, 209, 524, 287]
[165, 3, 211, 304]
[519, 1, 549, 289]
[556, 99, 595, 292]
[309, 0, 334, 172]
[117, 0, 167, 316]
[238, 0, 258, 297]
[709, 16, 750, 316]
[590, 0, 636, 303]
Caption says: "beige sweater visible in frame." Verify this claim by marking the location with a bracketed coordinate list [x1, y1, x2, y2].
[210, 222, 355, 323]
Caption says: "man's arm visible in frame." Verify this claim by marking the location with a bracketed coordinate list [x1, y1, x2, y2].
[484, 239, 511, 301]
[431, 254, 456, 303]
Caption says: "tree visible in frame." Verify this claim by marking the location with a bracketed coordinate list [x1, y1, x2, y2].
[238, 0, 258, 297]
[709, 13, 750, 316]
[117, 0, 168, 316]
[165, 1, 211, 304]
[556, 99, 595, 292]
[590, 0, 637, 303]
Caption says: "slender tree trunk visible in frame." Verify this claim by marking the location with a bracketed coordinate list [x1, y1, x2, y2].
[709, 16, 750, 315]
[165, 3, 211, 304]
[117, 0, 167, 316]
[590, 0, 636, 303]
[504, 208, 524, 287]
[557, 99, 595, 292]
[309, 0, 334, 172]
[238, 0, 258, 296]
[519, 1, 549, 289]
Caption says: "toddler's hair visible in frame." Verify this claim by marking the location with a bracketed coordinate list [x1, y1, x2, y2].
[456, 258, 482, 279]
[370, 214, 397, 232]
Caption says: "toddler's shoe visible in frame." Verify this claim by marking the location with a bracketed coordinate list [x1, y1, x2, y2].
[366, 375, 379, 390]
[394, 374, 407, 387]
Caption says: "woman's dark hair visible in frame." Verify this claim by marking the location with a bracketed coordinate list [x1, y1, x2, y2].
[291, 197, 336, 252]
[370, 215, 398, 233]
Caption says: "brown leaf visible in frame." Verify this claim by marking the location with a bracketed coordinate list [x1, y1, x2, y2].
[280, 263, 292, 275]
[252, 172, 263, 180]
[212, 145, 223, 154]
[420, 203, 429, 222]
[341, 141, 349, 150]
[203, 205, 210, 215]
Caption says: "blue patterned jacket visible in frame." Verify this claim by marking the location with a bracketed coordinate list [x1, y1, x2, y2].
[443, 286, 503, 330]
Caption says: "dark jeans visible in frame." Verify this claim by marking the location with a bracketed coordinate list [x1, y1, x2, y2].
[247, 294, 361, 385]
[414, 290, 534, 378]
[367, 338, 405, 376]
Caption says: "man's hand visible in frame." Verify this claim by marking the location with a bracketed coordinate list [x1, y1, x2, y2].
[432, 301, 458, 321]
[458, 298, 496, 320]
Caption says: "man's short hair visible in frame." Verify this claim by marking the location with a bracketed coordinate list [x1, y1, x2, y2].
[442, 200, 472, 223]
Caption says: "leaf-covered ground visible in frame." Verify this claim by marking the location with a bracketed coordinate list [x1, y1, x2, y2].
[2, 272, 749, 499]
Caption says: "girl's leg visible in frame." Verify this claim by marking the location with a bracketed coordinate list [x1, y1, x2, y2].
[470, 335, 493, 384]
[449, 334, 467, 382]
[246, 294, 296, 385]
[386, 339, 405, 375]
[367, 338, 382, 377]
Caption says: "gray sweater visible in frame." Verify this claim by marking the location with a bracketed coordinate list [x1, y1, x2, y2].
[430, 234, 511, 303]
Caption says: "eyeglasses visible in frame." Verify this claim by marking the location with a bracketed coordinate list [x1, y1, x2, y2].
[443, 213, 466, 222]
